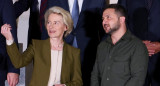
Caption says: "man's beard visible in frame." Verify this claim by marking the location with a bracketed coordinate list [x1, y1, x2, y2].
[108, 21, 120, 34]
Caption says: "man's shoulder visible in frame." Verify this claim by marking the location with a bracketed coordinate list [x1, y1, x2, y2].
[64, 42, 80, 53]
[130, 34, 143, 43]
[97, 39, 108, 49]
[129, 34, 146, 48]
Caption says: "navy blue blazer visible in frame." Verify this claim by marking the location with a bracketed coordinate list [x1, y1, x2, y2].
[0, 0, 20, 81]
[118, 0, 160, 41]
[14, 0, 41, 44]
[118, 0, 160, 84]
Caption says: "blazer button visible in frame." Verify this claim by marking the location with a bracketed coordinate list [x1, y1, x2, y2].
[107, 78, 109, 80]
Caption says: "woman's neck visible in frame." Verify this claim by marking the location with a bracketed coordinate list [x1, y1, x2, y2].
[50, 38, 64, 50]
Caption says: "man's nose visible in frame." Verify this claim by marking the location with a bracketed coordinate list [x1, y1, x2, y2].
[103, 18, 108, 24]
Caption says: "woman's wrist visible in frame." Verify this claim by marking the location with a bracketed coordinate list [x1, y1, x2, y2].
[6, 39, 14, 45]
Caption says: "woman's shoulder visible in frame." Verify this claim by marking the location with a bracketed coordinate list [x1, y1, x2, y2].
[31, 39, 49, 44]
[30, 39, 50, 48]
[64, 42, 80, 52]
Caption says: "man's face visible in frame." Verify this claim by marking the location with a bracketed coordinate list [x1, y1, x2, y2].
[102, 8, 120, 34]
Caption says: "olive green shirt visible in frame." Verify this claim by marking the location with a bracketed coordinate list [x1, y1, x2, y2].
[91, 30, 148, 86]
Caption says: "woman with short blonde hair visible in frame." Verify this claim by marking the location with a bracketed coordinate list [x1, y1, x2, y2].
[44, 6, 73, 37]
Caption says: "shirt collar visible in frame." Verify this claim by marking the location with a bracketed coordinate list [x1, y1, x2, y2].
[105, 29, 132, 44]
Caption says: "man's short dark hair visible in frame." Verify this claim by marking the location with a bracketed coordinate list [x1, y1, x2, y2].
[104, 4, 127, 18]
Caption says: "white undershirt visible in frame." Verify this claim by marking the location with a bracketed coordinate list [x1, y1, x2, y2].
[38, 0, 83, 13]
[68, 0, 83, 14]
[38, 0, 41, 11]
[48, 50, 63, 86]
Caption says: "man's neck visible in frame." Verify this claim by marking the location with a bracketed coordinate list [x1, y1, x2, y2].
[111, 28, 127, 45]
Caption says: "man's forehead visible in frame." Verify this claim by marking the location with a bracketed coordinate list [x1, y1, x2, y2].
[103, 8, 115, 13]
[103, 9, 116, 16]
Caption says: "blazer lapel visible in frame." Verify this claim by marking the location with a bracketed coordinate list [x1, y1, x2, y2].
[80, 0, 89, 12]
[149, 0, 154, 13]
[75, 0, 89, 29]
[61, 42, 67, 82]
[59, 0, 70, 12]
[38, 38, 51, 84]
[44, 38, 51, 71]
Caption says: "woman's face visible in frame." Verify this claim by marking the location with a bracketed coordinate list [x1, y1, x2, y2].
[46, 13, 67, 39]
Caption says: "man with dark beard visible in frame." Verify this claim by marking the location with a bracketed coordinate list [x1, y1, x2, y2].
[91, 4, 149, 86]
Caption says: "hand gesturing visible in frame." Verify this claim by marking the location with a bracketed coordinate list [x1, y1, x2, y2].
[1, 24, 13, 40]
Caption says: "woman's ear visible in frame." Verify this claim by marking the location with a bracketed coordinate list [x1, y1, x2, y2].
[65, 25, 68, 31]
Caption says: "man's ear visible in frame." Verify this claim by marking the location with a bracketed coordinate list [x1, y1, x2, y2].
[119, 16, 125, 23]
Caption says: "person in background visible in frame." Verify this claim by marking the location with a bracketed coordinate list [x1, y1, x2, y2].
[0, 0, 20, 86]
[91, 4, 148, 86]
[14, 0, 42, 45]
[14, 0, 43, 84]
[118, 0, 160, 86]
[1, 6, 82, 86]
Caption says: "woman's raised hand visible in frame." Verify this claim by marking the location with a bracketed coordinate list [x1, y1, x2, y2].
[1, 24, 13, 40]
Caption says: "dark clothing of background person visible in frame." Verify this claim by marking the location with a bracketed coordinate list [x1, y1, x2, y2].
[0, 0, 20, 85]
[118, 0, 160, 85]
[14, 0, 41, 45]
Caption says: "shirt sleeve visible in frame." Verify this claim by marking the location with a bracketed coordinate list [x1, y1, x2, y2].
[125, 42, 149, 86]
[6, 39, 14, 46]
[91, 59, 100, 86]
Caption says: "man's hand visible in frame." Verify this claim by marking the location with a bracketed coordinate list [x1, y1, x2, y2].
[143, 40, 160, 56]
[151, 42, 160, 54]
[7, 73, 19, 86]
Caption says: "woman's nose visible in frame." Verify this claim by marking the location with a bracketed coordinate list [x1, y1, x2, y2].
[49, 24, 54, 29]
